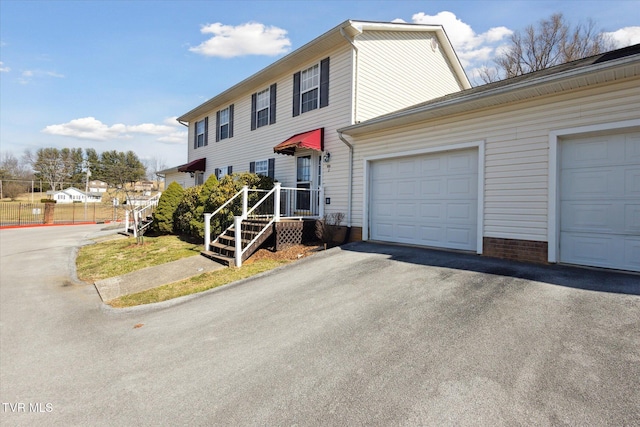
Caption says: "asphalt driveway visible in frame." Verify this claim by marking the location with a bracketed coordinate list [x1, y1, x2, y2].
[1, 225, 639, 426]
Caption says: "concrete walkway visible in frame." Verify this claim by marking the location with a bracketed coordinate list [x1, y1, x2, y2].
[94, 254, 224, 301]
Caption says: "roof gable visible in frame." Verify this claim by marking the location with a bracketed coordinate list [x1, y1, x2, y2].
[178, 20, 469, 122]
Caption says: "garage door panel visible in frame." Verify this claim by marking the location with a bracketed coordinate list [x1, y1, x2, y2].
[448, 152, 477, 173]
[370, 149, 478, 251]
[624, 238, 640, 271]
[447, 203, 474, 222]
[447, 227, 474, 248]
[562, 138, 619, 168]
[625, 134, 640, 161]
[372, 180, 395, 198]
[560, 132, 640, 272]
[419, 225, 445, 244]
[420, 157, 443, 173]
[626, 168, 640, 195]
[560, 169, 621, 198]
[372, 202, 394, 218]
[397, 180, 418, 197]
[397, 159, 417, 176]
[397, 202, 417, 218]
[561, 202, 619, 233]
[420, 178, 443, 196]
[561, 233, 619, 267]
[624, 204, 640, 233]
[420, 203, 444, 220]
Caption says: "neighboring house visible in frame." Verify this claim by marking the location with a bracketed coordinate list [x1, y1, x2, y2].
[169, 19, 470, 217]
[338, 44, 640, 273]
[168, 17, 639, 273]
[47, 187, 102, 204]
[88, 180, 108, 193]
[134, 181, 156, 192]
[157, 164, 196, 189]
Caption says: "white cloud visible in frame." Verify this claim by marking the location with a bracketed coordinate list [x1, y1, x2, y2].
[18, 68, 65, 84]
[0, 61, 9, 72]
[411, 11, 513, 69]
[190, 21, 291, 58]
[605, 26, 640, 48]
[42, 117, 188, 145]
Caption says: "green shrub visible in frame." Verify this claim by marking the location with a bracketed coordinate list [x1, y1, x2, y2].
[173, 186, 202, 237]
[152, 182, 184, 234]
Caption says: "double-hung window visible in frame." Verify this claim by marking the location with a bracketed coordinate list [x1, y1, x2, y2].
[215, 105, 234, 141]
[256, 89, 270, 128]
[300, 64, 319, 113]
[249, 158, 275, 179]
[193, 117, 208, 148]
[219, 108, 229, 139]
[251, 84, 277, 130]
[293, 57, 329, 117]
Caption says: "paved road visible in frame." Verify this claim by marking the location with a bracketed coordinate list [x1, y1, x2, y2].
[1, 225, 639, 426]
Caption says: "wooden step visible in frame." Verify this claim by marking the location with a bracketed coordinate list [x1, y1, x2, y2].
[201, 250, 234, 267]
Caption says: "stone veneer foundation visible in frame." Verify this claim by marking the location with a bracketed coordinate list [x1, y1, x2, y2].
[483, 237, 548, 264]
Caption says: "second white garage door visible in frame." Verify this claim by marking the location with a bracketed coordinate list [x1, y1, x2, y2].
[370, 149, 478, 251]
[560, 131, 640, 272]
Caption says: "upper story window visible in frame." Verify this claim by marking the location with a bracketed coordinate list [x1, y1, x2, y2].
[193, 117, 208, 149]
[301, 64, 319, 113]
[251, 84, 277, 130]
[256, 89, 270, 127]
[293, 57, 329, 117]
[216, 105, 234, 141]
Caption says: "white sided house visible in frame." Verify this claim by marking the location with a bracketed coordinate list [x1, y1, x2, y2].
[47, 187, 102, 204]
[339, 44, 640, 273]
[170, 17, 639, 273]
[168, 20, 469, 222]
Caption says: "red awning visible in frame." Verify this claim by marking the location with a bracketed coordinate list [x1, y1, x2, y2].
[178, 158, 206, 173]
[273, 128, 324, 156]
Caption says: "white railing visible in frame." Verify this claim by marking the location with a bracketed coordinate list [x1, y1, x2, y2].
[204, 183, 323, 267]
[124, 193, 161, 237]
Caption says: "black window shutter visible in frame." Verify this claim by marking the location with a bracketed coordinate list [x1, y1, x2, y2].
[320, 57, 330, 108]
[228, 104, 234, 138]
[193, 122, 197, 149]
[249, 161, 255, 173]
[268, 158, 275, 179]
[215, 168, 220, 179]
[269, 83, 277, 124]
[228, 165, 233, 174]
[293, 72, 301, 117]
[215, 111, 220, 142]
[204, 116, 209, 146]
[251, 93, 257, 131]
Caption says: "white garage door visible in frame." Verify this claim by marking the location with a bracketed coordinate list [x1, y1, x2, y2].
[560, 132, 640, 272]
[370, 149, 478, 251]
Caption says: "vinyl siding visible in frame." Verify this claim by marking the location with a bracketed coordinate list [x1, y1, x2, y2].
[185, 45, 354, 217]
[350, 79, 640, 243]
[354, 30, 464, 122]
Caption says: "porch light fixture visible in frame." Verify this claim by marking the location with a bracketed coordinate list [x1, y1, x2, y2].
[323, 152, 331, 163]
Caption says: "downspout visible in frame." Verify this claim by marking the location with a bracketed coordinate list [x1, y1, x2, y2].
[338, 131, 354, 228]
[339, 25, 359, 229]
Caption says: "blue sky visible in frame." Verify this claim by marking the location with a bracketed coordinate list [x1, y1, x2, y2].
[1, 0, 639, 170]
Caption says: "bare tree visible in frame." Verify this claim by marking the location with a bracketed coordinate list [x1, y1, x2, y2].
[143, 156, 168, 181]
[23, 147, 80, 191]
[481, 13, 616, 83]
[0, 151, 33, 200]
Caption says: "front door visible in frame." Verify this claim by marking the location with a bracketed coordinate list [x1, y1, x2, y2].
[296, 155, 312, 211]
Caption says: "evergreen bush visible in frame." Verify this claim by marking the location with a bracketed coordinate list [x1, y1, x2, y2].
[152, 182, 184, 234]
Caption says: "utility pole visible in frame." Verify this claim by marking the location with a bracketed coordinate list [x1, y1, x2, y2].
[84, 161, 91, 220]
